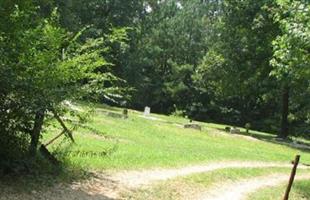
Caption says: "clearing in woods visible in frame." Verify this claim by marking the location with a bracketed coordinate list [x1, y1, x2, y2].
[1, 103, 310, 200]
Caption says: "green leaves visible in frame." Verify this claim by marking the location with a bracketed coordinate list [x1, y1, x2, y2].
[270, 0, 310, 82]
[0, 2, 128, 160]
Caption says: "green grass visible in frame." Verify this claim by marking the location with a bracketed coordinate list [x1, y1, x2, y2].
[2, 102, 309, 199]
[42, 103, 310, 171]
[248, 179, 310, 200]
[183, 167, 297, 186]
[124, 167, 310, 200]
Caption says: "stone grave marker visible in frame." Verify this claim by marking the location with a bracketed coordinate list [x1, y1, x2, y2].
[184, 124, 202, 131]
[123, 109, 128, 119]
[184, 120, 202, 131]
[107, 112, 124, 119]
[230, 127, 240, 134]
[144, 106, 151, 116]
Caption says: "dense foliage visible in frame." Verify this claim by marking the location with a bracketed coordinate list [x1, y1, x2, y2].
[0, 0, 309, 168]
[0, 0, 125, 167]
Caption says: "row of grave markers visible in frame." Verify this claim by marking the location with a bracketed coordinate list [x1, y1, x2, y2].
[102, 106, 202, 131]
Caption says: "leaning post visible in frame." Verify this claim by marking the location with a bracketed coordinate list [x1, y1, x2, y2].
[283, 155, 300, 200]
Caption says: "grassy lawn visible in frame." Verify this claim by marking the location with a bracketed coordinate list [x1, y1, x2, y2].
[1, 103, 309, 200]
[248, 179, 310, 200]
[42, 103, 310, 171]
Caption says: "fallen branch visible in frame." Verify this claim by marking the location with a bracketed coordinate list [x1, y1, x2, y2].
[51, 109, 75, 143]
[44, 130, 66, 147]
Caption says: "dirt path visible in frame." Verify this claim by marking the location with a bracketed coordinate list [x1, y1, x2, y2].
[197, 173, 310, 200]
[112, 161, 308, 188]
[1, 161, 309, 200]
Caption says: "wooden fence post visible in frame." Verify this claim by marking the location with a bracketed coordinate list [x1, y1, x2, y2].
[283, 155, 300, 200]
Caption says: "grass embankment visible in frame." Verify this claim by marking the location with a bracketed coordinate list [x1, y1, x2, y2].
[43, 103, 310, 171]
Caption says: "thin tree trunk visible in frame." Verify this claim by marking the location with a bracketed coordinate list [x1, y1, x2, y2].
[28, 110, 45, 157]
[279, 85, 289, 139]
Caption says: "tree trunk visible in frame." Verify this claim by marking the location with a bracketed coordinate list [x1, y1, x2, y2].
[278, 85, 289, 139]
[28, 110, 45, 157]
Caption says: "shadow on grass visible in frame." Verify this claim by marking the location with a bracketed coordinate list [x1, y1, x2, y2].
[94, 105, 122, 113]
[294, 181, 310, 199]
[0, 162, 117, 200]
[216, 128, 310, 154]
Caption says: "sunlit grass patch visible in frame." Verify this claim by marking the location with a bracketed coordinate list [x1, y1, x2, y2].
[42, 103, 310, 171]
[248, 179, 310, 200]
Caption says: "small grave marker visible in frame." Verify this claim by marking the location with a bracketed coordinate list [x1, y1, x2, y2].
[144, 106, 151, 116]
[184, 123, 202, 131]
[123, 109, 128, 119]
[230, 127, 240, 134]
[107, 112, 124, 119]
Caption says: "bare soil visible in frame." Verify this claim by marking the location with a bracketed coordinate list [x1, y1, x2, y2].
[1, 161, 309, 200]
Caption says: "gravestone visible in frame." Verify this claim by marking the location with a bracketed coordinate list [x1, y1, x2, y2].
[230, 127, 240, 134]
[107, 112, 124, 119]
[225, 127, 231, 132]
[123, 109, 128, 119]
[144, 106, 151, 116]
[184, 123, 202, 131]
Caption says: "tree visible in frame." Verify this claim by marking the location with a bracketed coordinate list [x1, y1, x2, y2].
[0, 2, 121, 162]
[193, 0, 281, 128]
[126, 0, 211, 113]
[270, 0, 310, 138]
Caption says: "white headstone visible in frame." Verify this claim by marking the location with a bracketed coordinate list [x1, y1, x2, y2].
[230, 127, 240, 134]
[144, 106, 151, 116]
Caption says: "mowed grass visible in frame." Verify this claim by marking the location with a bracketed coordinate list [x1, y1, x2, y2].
[248, 179, 310, 200]
[43, 103, 310, 171]
[124, 167, 310, 200]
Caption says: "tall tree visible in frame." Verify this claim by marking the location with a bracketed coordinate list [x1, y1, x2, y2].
[126, 0, 211, 113]
[270, 0, 310, 138]
[193, 0, 280, 129]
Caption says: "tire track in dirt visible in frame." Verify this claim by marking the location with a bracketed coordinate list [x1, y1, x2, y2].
[112, 161, 308, 188]
[2, 161, 309, 200]
[197, 173, 310, 200]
